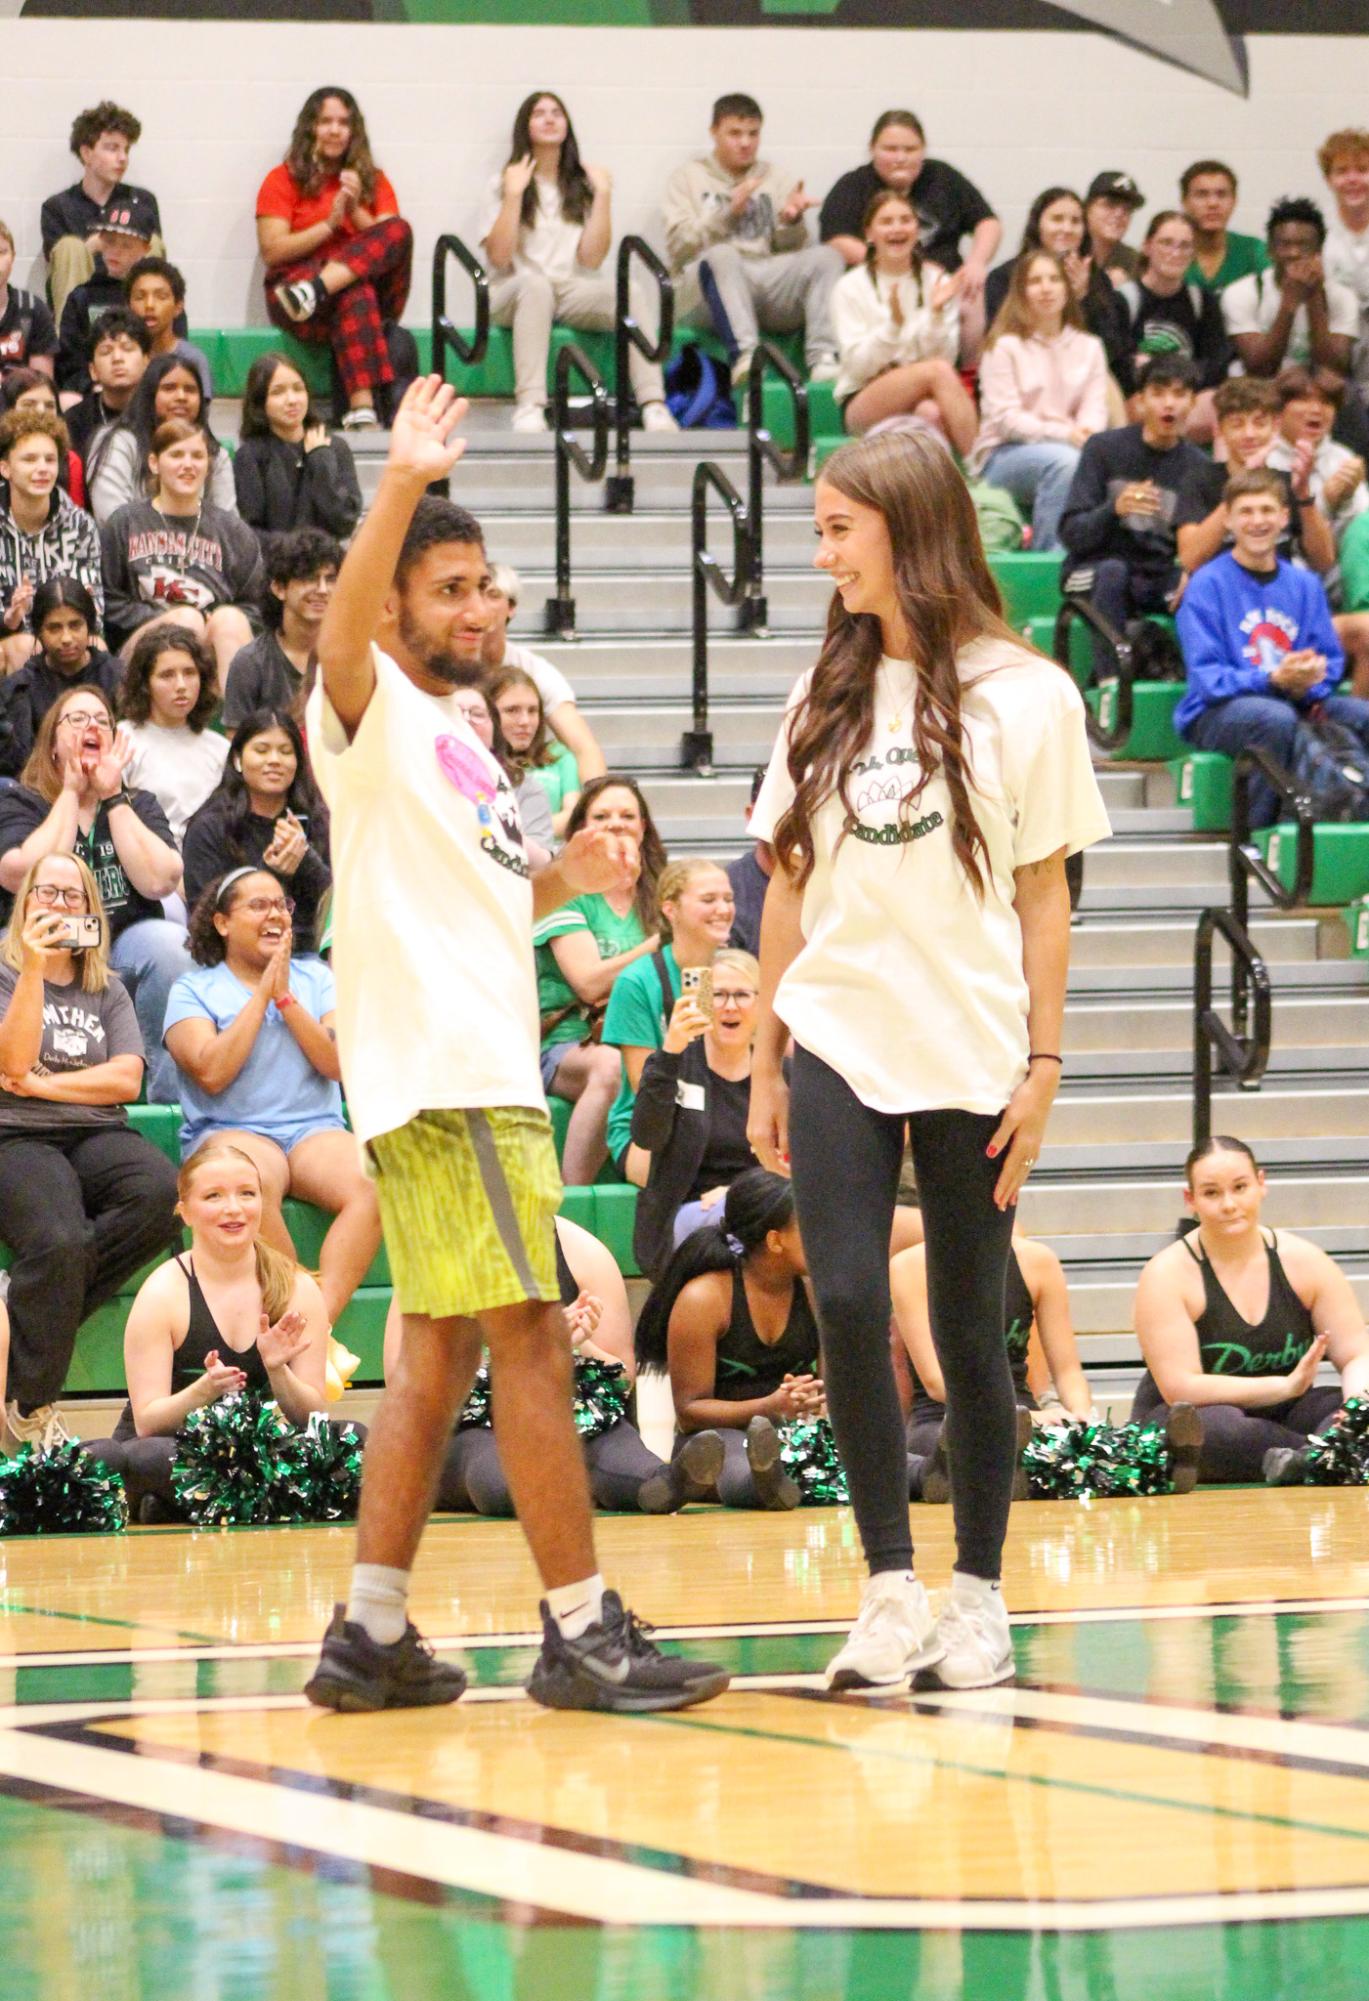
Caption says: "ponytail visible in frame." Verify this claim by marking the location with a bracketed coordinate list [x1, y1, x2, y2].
[255, 1237, 297, 1324]
[635, 1169, 795, 1372]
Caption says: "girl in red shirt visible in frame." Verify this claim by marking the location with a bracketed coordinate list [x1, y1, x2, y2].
[255, 88, 412, 432]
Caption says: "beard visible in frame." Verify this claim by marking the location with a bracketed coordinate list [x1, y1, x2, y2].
[397, 608, 483, 688]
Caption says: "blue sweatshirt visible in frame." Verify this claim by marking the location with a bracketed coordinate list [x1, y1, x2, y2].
[1174, 551, 1344, 735]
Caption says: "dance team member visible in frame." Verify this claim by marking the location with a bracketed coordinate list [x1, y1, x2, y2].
[749, 430, 1110, 1691]
[1132, 1135, 1369, 1484]
[303, 377, 726, 1714]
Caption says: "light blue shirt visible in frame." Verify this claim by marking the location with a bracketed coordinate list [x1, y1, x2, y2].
[164, 957, 342, 1157]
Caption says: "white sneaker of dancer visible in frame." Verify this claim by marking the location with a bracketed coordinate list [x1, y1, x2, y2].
[914, 1580, 1014, 1690]
[825, 1573, 943, 1692]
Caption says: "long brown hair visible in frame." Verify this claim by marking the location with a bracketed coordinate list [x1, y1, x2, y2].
[487, 664, 552, 772]
[774, 431, 1025, 899]
[506, 91, 592, 229]
[285, 85, 378, 204]
[861, 188, 924, 301]
[177, 1142, 297, 1322]
[985, 249, 1086, 348]
[564, 775, 667, 934]
[22, 683, 116, 804]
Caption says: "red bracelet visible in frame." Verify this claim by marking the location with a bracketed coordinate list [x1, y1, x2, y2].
[276, 993, 296, 1011]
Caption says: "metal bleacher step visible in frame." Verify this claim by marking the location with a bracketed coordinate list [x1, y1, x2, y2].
[1067, 916, 1342, 969]
[543, 636, 808, 703]
[480, 509, 817, 570]
[1064, 994, 1369, 1051]
[1019, 1173, 1369, 1238]
[1048, 1086, 1369, 1148]
[519, 567, 829, 634]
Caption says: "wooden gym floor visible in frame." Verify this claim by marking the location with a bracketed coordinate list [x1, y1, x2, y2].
[3, 1489, 1369, 1999]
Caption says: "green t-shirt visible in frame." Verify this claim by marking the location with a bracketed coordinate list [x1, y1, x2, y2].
[602, 941, 680, 1164]
[1187, 231, 1268, 293]
[529, 740, 580, 817]
[534, 893, 646, 1051]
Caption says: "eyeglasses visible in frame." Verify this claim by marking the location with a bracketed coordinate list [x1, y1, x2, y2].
[31, 884, 88, 909]
[240, 896, 294, 917]
[57, 711, 111, 732]
[712, 990, 758, 1008]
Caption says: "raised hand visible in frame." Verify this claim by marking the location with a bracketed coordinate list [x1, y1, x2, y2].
[263, 808, 308, 877]
[386, 376, 470, 485]
[257, 1307, 310, 1374]
[19, 908, 69, 968]
[338, 168, 362, 207]
[585, 163, 613, 198]
[663, 992, 711, 1054]
[778, 181, 816, 226]
[558, 825, 637, 898]
[503, 153, 536, 200]
[729, 176, 762, 217]
[4, 577, 35, 634]
[1284, 1332, 1328, 1401]
[90, 729, 134, 801]
[198, 1348, 249, 1406]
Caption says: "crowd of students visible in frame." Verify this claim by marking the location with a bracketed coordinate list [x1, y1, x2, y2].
[0, 88, 1364, 1508]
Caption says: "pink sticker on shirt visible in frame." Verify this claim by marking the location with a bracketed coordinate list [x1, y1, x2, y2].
[435, 733, 497, 809]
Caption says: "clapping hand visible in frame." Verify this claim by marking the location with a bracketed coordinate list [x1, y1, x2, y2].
[729, 176, 762, 218]
[503, 153, 536, 200]
[565, 1290, 604, 1351]
[386, 377, 470, 485]
[585, 164, 613, 198]
[198, 1348, 249, 1406]
[4, 577, 34, 634]
[778, 181, 817, 227]
[768, 1373, 824, 1420]
[1284, 1333, 1328, 1400]
[89, 730, 134, 801]
[257, 1307, 310, 1374]
[263, 808, 308, 877]
[559, 825, 637, 899]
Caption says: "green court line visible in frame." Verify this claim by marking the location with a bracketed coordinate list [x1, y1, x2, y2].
[650, 1705, 1369, 1856]
[0, 1601, 222, 1648]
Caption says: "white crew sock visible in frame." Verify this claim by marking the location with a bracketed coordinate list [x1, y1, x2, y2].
[546, 1573, 605, 1639]
[346, 1563, 411, 1646]
[950, 1570, 1003, 1608]
[868, 1568, 917, 1595]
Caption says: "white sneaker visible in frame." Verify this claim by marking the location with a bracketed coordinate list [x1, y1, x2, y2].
[914, 1584, 1014, 1691]
[641, 400, 678, 433]
[511, 401, 547, 434]
[808, 354, 841, 384]
[825, 1574, 943, 1692]
[5, 1401, 71, 1455]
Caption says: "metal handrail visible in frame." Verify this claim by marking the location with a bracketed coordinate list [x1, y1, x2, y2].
[686, 460, 754, 774]
[546, 344, 609, 641]
[608, 236, 674, 514]
[431, 234, 490, 379]
[1053, 593, 1135, 752]
[1226, 746, 1315, 1036]
[1192, 906, 1272, 1147]
[744, 341, 809, 633]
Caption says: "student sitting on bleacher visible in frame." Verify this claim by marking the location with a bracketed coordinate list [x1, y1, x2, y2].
[0, 407, 103, 673]
[164, 870, 380, 1331]
[62, 307, 149, 467]
[971, 250, 1109, 552]
[55, 193, 156, 406]
[481, 90, 674, 435]
[88, 352, 236, 527]
[1116, 211, 1231, 442]
[830, 189, 976, 455]
[480, 563, 606, 787]
[1059, 355, 1210, 670]
[663, 92, 842, 388]
[182, 710, 330, 950]
[1268, 368, 1369, 587]
[0, 578, 118, 780]
[116, 627, 229, 847]
[415, 1214, 722, 1518]
[233, 353, 361, 541]
[222, 529, 341, 730]
[3, 370, 88, 507]
[1222, 198, 1359, 386]
[0, 852, 178, 1454]
[489, 666, 581, 836]
[629, 947, 762, 1281]
[99, 1139, 332, 1521]
[0, 220, 58, 386]
[41, 101, 164, 324]
[1132, 1135, 1369, 1484]
[1180, 159, 1268, 295]
[448, 681, 554, 867]
[0, 682, 186, 1101]
[257, 87, 412, 432]
[982, 186, 1132, 401]
[124, 259, 212, 401]
[1174, 467, 1369, 825]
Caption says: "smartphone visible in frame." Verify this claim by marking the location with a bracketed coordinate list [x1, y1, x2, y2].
[681, 965, 713, 1019]
[53, 915, 102, 951]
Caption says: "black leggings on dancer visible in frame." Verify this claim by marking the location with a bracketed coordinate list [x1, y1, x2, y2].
[440, 1420, 666, 1514]
[788, 1046, 1018, 1580]
[1131, 1377, 1342, 1483]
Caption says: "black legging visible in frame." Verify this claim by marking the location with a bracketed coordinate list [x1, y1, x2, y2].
[438, 1419, 667, 1515]
[1130, 1375, 1342, 1483]
[789, 1046, 1018, 1580]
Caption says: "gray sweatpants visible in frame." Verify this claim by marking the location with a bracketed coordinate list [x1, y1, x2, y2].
[676, 241, 843, 366]
[489, 267, 667, 411]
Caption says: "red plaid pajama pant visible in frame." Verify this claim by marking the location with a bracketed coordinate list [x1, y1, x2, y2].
[265, 216, 413, 398]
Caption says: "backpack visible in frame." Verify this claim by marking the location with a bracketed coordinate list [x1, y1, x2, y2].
[964, 477, 1025, 551]
[1125, 617, 1186, 683]
[1290, 714, 1369, 822]
[664, 342, 737, 429]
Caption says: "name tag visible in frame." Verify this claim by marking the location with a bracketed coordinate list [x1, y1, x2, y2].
[676, 1080, 706, 1112]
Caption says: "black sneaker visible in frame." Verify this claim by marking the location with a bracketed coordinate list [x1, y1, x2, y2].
[1168, 1402, 1204, 1493]
[636, 1429, 725, 1513]
[304, 1605, 468, 1712]
[745, 1415, 800, 1510]
[527, 1591, 729, 1713]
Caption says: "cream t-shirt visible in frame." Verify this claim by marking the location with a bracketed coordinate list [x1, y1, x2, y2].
[481, 174, 583, 285]
[306, 646, 543, 1142]
[750, 637, 1111, 1116]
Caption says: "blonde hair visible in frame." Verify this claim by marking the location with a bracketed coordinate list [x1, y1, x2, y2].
[656, 858, 728, 940]
[487, 561, 521, 607]
[177, 1142, 297, 1321]
[0, 220, 14, 255]
[712, 948, 759, 988]
[1, 854, 111, 994]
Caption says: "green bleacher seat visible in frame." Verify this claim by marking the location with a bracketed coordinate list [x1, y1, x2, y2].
[990, 552, 1062, 625]
[127, 1103, 182, 1163]
[588, 1184, 639, 1277]
[1345, 895, 1369, 956]
[1170, 750, 1233, 831]
[1256, 822, 1369, 905]
[1085, 680, 1185, 761]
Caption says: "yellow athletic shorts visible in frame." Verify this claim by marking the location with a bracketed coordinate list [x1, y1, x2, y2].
[365, 1106, 562, 1319]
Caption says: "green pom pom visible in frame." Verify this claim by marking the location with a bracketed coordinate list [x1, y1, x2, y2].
[1304, 1397, 1369, 1486]
[1023, 1419, 1174, 1500]
[457, 1365, 492, 1431]
[171, 1392, 363, 1526]
[572, 1357, 631, 1442]
[0, 1442, 128, 1535]
[779, 1416, 848, 1506]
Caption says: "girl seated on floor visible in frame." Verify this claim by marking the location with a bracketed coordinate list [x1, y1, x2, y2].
[635, 1168, 824, 1512]
[384, 1214, 724, 1517]
[1132, 1134, 1369, 1484]
[96, 1139, 331, 1520]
